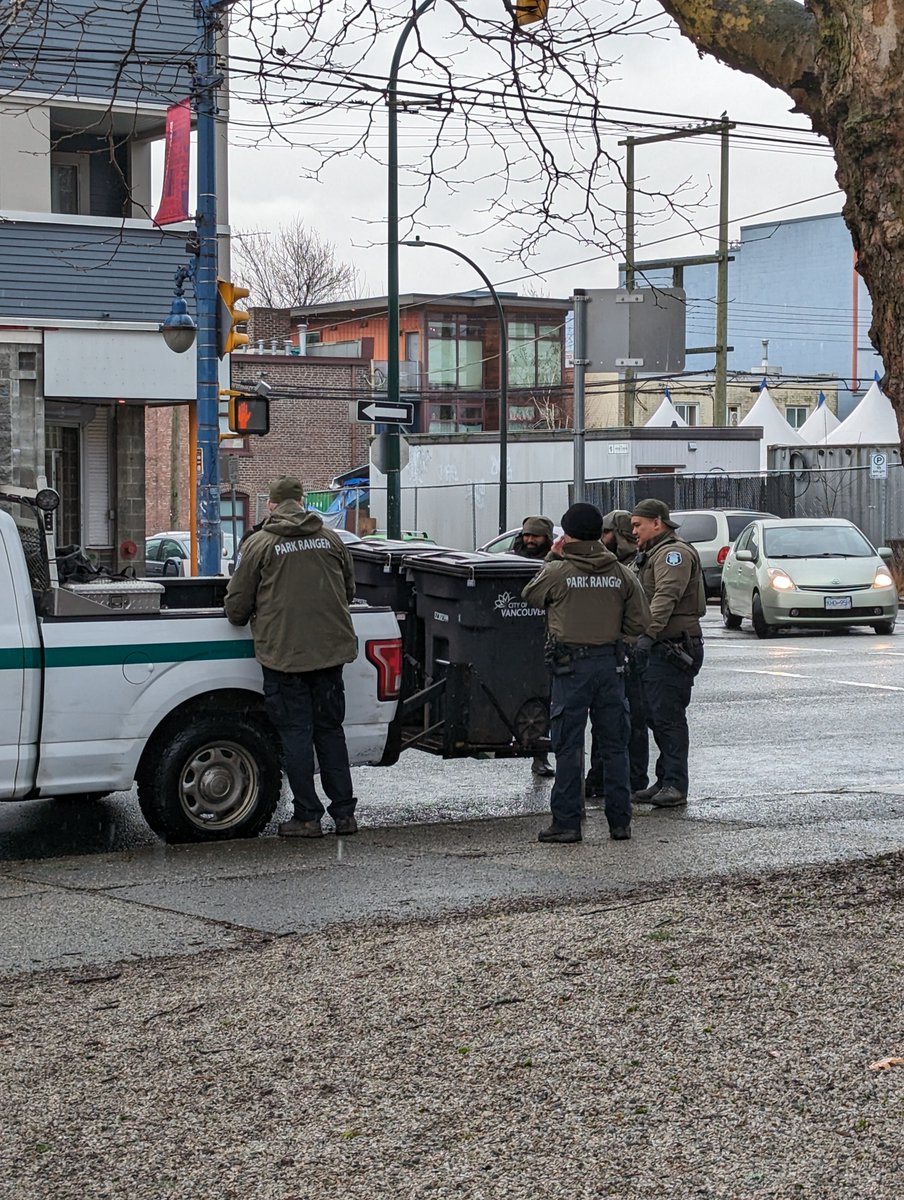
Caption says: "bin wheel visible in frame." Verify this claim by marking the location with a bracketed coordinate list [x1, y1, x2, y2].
[514, 697, 550, 745]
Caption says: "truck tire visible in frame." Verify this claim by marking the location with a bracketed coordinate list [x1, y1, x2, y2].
[137, 713, 281, 843]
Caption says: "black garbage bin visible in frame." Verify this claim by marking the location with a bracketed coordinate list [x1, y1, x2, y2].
[403, 550, 549, 757]
[349, 540, 450, 699]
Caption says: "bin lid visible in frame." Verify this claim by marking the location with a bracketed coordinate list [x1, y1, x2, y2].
[403, 549, 543, 578]
[350, 539, 450, 566]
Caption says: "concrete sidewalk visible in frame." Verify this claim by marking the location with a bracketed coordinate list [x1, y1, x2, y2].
[4, 787, 904, 976]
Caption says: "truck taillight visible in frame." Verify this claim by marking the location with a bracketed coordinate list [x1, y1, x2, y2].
[366, 638, 402, 701]
[717, 545, 730, 565]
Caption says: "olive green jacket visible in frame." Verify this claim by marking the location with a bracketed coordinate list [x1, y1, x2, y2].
[635, 531, 706, 639]
[521, 539, 650, 645]
[224, 502, 357, 672]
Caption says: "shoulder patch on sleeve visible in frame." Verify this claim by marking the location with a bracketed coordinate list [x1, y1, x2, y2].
[664, 550, 683, 566]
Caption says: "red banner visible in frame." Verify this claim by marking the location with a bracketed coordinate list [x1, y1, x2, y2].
[153, 99, 191, 226]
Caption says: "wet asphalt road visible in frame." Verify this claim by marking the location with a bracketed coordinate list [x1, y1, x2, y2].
[1, 608, 901, 864]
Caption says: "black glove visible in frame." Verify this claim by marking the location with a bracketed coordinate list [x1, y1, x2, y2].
[635, 634, 654, 653]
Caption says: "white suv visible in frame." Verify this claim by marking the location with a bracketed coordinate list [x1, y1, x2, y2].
[671, 509, 778, 598]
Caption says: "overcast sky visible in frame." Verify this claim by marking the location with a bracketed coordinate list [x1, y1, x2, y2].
[215, 4, 842, 301]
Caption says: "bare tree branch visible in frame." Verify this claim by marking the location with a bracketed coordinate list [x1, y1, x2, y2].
[233, 218, 362, 306]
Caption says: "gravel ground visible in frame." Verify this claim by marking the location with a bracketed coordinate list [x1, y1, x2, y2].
[3, 853, 904, 1200]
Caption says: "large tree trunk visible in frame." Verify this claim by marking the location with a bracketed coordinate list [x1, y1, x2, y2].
[655, 0, 904, 442]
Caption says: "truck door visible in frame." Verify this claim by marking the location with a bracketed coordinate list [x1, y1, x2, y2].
[0, 528, 26, 793]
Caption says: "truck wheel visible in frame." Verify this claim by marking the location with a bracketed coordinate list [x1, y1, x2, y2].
[138, 714, 280, 843]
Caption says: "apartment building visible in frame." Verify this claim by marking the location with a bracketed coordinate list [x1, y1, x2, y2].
[0, 0, 228, 568]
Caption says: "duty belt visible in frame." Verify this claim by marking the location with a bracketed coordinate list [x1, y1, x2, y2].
[560, 643, 618, 656]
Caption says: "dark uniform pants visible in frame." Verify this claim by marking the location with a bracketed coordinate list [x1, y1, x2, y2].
[261, 664, 356, 822]
[586, 652, 649, 794]
[635, 637, 704, 795]
[549, 648, 630, 832]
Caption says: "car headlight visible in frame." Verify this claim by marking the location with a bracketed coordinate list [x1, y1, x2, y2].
[767, 567, 795, 591]
[874, 568, 895, 589]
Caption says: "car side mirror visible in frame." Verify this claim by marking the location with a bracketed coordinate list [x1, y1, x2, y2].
[878, 546, 893, 561]
[735, 549, 754, 563]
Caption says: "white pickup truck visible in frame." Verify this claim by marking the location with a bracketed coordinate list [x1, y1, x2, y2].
[0, 487, 403, 843]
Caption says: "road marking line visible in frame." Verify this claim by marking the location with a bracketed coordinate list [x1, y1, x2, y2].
[732, 668, 904, 692]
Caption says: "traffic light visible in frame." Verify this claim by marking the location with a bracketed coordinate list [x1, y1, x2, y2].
[216, 279, 251, 358]
[224, 392, 270, 436]
[514, 0, 548, 26]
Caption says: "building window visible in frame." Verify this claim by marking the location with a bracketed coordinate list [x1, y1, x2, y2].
[785, 406, 808, 429]
[507, 319, 562, 389]
[427, 314, 483, 389]
[673, 402, 699, 426]
[426, 400, 484, 433]
[405, 331, 420, 364]
[50, 153, 89, 215]
[508, 404, 537, 428]
[219, 493, 249, 556]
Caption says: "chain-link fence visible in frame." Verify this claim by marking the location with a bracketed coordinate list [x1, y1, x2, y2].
[585, 473, 796, 519]
[587, 462, 904, 550]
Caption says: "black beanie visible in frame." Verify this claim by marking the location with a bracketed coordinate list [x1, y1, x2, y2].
[561, 502, 603, 541]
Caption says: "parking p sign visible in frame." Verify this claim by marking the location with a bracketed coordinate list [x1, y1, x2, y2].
[870, 452, 888, 480]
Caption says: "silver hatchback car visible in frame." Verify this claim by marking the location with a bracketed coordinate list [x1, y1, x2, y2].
[720, 518, 898, 637]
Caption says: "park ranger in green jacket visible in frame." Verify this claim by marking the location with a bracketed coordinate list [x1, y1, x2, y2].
[225, 476, 359, 839]
[630, 498, 706, 808]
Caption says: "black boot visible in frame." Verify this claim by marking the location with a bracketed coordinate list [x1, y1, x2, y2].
[537, 823, 582, 844]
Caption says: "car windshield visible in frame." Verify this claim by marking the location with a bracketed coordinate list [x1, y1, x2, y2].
[763, 524, 874, 558]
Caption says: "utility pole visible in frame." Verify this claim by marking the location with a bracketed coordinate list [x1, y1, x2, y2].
[713, 115, 731, 425]
[623, 141, 637, 426]
[572, 289, 588, 502]
[620, 118, 735, 426]
[193, 0, 224, 576]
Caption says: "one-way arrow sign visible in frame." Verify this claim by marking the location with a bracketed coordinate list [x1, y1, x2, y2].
[352, 399, 414, 425]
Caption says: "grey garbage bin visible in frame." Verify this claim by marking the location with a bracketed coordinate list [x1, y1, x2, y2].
[403, 550, 549, 756]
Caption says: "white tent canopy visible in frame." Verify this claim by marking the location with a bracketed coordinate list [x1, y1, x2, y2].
[798, 396, 841, 444]
[825, 378, 899, 445]
[739, 384, 805, 467]
[645, 394, 687, 428]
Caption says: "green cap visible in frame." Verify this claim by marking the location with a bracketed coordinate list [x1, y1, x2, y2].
[269, 476, 304, 504]
[631, 497, 678, 528]
[521, 515, 554, 539]
[602, 509, 635, 539]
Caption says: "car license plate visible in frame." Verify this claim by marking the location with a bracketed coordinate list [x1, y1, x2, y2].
[825, 595, 852, 610]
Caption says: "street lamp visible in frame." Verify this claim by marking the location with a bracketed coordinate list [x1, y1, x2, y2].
[401, 236, 509, 534]
[159, 267, 197, 354]
[386, 0, 437, 539]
